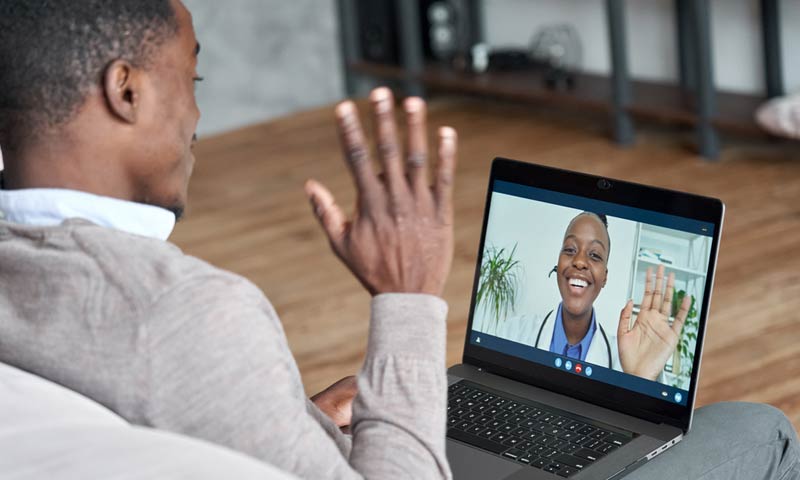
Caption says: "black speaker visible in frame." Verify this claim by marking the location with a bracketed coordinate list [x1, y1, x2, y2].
[357, 0, 399, 64]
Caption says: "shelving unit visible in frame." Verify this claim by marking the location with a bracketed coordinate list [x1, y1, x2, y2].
[627, 223, 711, 390]
[337, 0, 785, 160]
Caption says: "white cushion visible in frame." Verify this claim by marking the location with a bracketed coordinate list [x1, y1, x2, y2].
[0, 363, 295, 479]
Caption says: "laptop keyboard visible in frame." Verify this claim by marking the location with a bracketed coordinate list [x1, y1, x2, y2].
[447, 381, 635, 478]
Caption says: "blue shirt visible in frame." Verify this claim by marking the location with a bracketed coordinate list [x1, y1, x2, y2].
[549, 303, 597, 361]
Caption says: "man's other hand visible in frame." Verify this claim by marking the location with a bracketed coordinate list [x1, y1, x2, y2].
[311, 376, 358, 428]
[304, 87, 458, 297]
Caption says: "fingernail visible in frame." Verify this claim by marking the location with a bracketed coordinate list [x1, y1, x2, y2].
[439, 126, 457, 139]
[370, 87, 391, 103]
[404, 96, 424, 113]
[335, 101, 355, 117]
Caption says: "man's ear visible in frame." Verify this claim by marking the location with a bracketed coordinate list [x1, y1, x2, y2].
[603, 268, 608, 288]
[103, 59, 140, 124]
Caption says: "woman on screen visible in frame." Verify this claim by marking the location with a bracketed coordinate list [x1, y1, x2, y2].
[503, 212, 691, 382]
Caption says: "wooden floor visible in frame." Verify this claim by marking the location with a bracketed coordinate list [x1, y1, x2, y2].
[171, 96, 800, 429]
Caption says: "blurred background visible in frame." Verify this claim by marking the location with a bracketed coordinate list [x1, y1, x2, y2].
[187, 0, 800, 141]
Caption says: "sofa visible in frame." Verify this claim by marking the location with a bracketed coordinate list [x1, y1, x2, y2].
[0, 362, 295, 479]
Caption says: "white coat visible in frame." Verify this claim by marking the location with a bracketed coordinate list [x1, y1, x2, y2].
[485, 305, 623, 371]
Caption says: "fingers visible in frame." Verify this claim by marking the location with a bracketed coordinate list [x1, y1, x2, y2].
[661, 272, 675, 316]
[434, 126, 458, 223]
[370, 87, 409, 202]
[640, 267, 654, 310]
[652, 265, 665, 311]
[672, 294, 691, 336]
[305, 179, 347, 253]
[335, 101, 383, 211]
[404, 97, 429, 192]
[617, 299, 634, 338]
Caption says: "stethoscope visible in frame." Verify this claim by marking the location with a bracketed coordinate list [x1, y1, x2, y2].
[539, 266, 613, 368]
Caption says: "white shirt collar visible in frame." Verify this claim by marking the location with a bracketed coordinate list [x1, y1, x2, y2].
[0, 187, 175, 240]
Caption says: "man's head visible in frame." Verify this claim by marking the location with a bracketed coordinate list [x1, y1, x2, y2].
[0, 0, 201, 219]
[556, 212, 611, 320]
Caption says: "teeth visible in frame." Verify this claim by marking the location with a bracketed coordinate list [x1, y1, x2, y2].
[569, 278, 588, 288]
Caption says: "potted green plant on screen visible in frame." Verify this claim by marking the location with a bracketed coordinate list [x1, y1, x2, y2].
[477, 244, 521, 335]
[671, 289, 698, 388]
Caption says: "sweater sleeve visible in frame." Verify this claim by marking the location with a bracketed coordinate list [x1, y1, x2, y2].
[143, 273, 451, 480]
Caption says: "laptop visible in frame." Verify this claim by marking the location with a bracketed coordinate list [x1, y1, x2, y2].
[447, 158, 724, 479]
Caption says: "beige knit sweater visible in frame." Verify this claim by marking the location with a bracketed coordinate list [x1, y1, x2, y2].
[0, 218, 451, 479]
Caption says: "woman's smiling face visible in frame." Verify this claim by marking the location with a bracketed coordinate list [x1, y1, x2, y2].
[557, 213, 610, 320]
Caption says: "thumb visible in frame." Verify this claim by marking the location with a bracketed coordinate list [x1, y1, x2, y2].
[305, 179, 346, 251]
[618, 299, 634, 338]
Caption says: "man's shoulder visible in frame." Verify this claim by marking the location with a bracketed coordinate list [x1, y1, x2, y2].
[63, 220, 265, 310]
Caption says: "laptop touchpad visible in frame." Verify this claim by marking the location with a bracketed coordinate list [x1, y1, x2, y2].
[447, 440, 522, 479]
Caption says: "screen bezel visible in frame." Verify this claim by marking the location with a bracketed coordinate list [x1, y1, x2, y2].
[462, 158, 724, 432]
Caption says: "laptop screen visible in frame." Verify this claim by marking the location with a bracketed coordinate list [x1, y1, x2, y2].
[468, 179, 716, 407]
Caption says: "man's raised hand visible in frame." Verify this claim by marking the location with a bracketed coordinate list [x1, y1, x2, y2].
[304, 87, 457, 297]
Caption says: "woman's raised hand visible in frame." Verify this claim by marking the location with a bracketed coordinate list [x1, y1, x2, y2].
[617, 265, 691, 381]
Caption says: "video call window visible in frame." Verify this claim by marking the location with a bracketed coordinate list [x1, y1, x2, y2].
[471, 190, 712, 393]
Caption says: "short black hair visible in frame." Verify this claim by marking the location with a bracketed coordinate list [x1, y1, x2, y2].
[0, 0, 179, 151]
[570, 211, 611, 260]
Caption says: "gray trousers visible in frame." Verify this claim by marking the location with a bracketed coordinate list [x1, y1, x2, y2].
[629, 402, 800, 480]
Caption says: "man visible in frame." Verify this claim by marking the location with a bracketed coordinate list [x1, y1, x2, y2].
[0, 0, 455, 478]
[0, 1, 798, 480]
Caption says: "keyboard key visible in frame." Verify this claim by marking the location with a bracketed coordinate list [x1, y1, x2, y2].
[544, 427, 565, 437]
[577, 426, 596, 436]
[597, 443, 619, 454]
[503, 449, 524, 461]
[565, 421, 585, 432]
[463, 412, 479, 422]
[605, 433, 631, 446]
[474, 416, 492, 426]
[544, 464, 561, 473]
[478, 429, 497, 439]
[447, 417, 459, 427]
[550, 440, 570, 451]
[501, 436, 522, 448]
[530, 445, 547, 456]
[487, 419, 504, 429]
[485, 407, 501, 417]
[517, 441, 535, 451]
[492, 432, 510, 443]
[499, 424, 514, 433]
[590, 430, 611, 440]
[558, 430, 580, 441]
[472, 404, 490, 413]
[517, 453, 533, 465]
[556, 466, 578, 477]
[540, 414, 556, 423]
[497, 412, 513, 421]
[574, 448, 604, 462]
[531, 458, 549, 468]
[542, 449, 560, 458]
[448, 428, 508, 455]
[516, 406, 533, 416]
[511, 427, 528, 437]
[456, 421, 472, 431]
[510, 415, 527, 425]
[552, 416, 570, 427]
[467, 424, 486, 435]
[560, 443, 581, 455]
[553, 454, 589, 470]
[503, 401, 521, 411]
[583, 439, 603, 450]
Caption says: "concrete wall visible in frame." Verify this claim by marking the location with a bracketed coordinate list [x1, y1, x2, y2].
[185, 0, 345, 136]
[185, 0, 798, 136]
